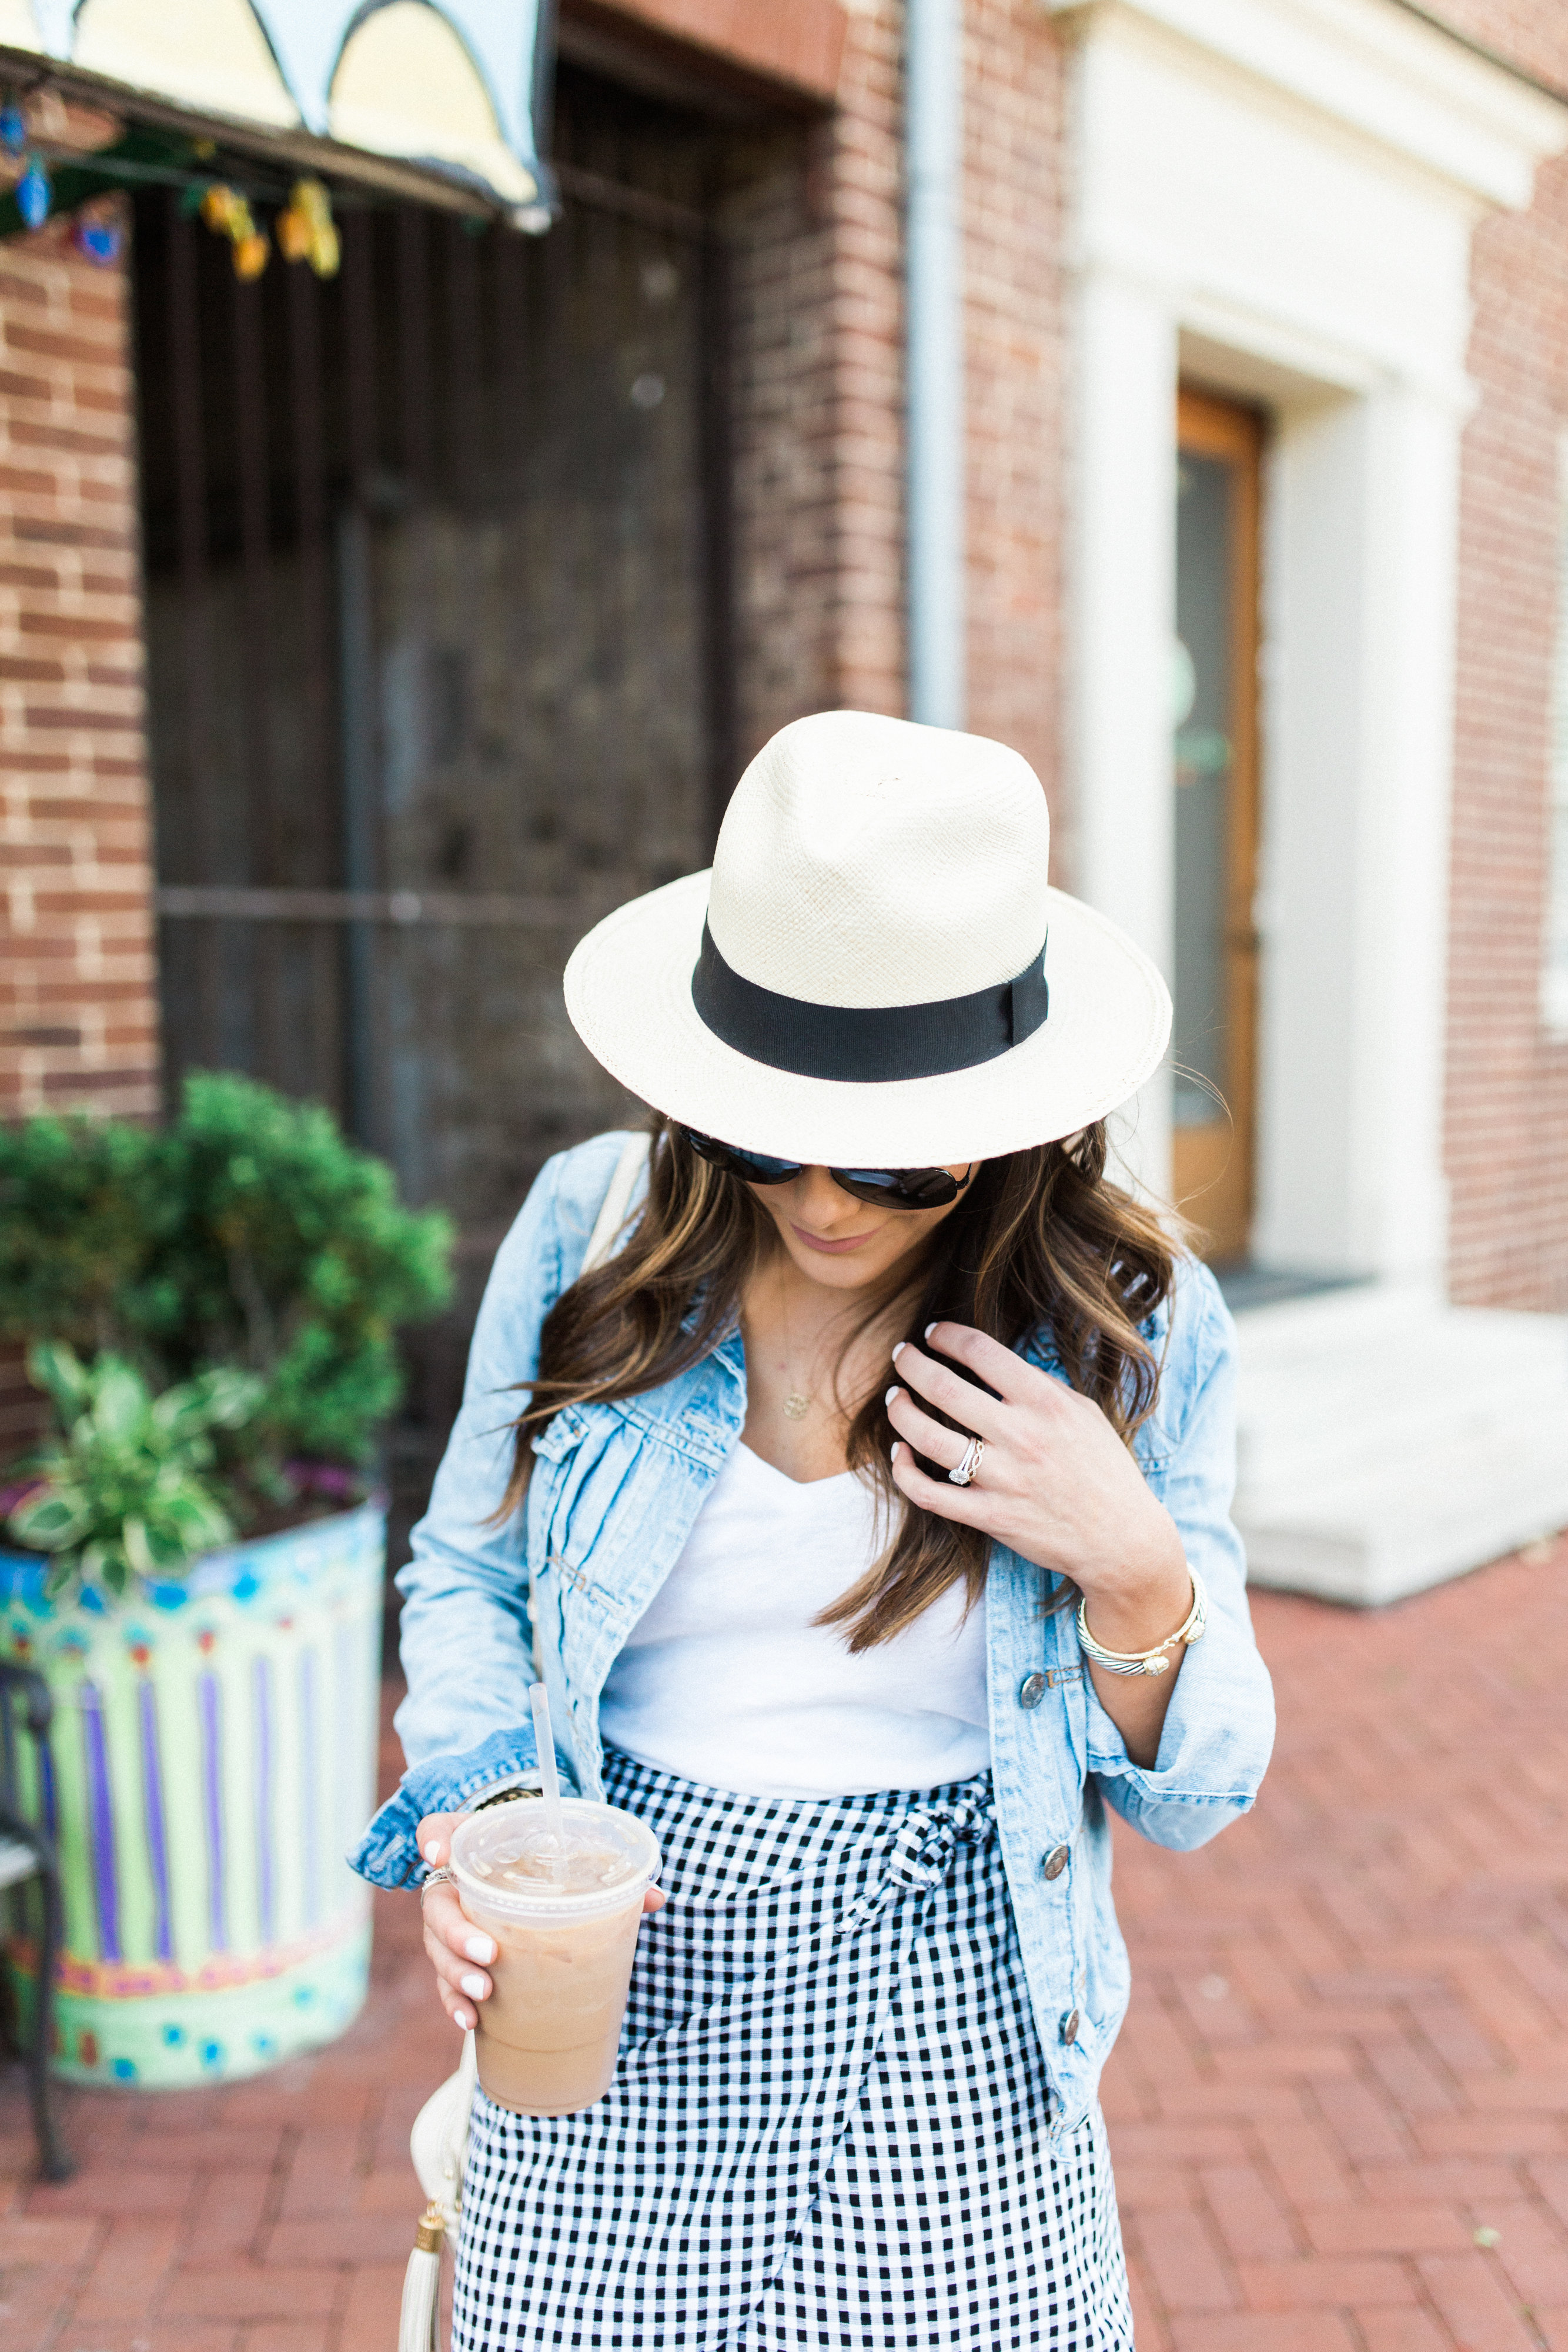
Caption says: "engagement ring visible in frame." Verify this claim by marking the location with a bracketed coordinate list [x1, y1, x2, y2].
[949, 1436, 985, 1486]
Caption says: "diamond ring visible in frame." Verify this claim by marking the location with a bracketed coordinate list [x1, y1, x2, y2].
[949, 1436, 985, 1487]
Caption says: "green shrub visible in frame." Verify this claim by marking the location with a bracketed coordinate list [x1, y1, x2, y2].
[8, 1342, 263, 1599]
[0, 1072, 454, 1479]
[0, 1112, 168, 1356]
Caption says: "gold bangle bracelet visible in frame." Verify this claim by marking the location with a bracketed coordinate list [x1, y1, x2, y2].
[1077, 1565, 1208, 1677]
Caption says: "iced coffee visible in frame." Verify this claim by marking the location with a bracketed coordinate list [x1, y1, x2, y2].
[449, 1798, 660, 2116]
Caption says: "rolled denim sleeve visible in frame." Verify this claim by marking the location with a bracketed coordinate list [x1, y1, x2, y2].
[350, 1729, 550, 1888]
[1085, 1268, 1275, 1849]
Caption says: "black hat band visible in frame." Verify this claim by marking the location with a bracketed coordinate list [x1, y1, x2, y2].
[690, 921, 1049, 1084]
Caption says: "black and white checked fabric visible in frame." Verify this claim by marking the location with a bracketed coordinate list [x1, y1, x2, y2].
[452, 1748, 1134, 2350]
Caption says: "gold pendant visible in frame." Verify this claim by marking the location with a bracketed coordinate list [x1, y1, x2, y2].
[783, 1390, 810, 1422]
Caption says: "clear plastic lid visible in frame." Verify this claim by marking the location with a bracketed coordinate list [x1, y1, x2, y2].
[450, 1796, 660, 1925]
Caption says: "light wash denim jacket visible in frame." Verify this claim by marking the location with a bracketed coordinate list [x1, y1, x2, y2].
[352, 1131, 1275, 2133]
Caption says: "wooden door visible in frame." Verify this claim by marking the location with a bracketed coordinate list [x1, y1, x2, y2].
[1171, 389, 1263, 1264]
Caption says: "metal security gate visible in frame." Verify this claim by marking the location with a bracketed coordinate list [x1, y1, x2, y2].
[132, 68, 734, 1534]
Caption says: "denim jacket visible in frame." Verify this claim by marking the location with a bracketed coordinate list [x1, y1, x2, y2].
[352, 1131, 1275, 2132]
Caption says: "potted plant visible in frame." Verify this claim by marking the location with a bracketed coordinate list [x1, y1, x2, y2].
[0, 1073, 452, 2087]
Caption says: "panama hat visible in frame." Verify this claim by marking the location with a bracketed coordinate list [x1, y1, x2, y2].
[563, 710, 1171, 1168]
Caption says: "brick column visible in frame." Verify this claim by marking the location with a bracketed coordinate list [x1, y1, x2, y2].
[0, 207, 159, 1462]
[724, 1, 905, 752]
[962, 0, 1067, 822]
[723, 0, 1067, 823]
[0, 206, 160, 1125]
[1447, 151, 1568, 1312]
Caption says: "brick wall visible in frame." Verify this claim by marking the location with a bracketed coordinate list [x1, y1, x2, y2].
[1446, 153, 1568, 1311]
[1418, 8, 1568, 1307]
[723, 0, 1068, 818]
[0, 202, 160, 1462]
[0, 204, 159, 1127]
[961, 0, 1066, 823]
[566, 0, 847, 101]
[722, 0, 905, 754]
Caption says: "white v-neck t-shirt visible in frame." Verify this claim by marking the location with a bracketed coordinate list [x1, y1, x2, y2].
[599, 1441, 990, 1798]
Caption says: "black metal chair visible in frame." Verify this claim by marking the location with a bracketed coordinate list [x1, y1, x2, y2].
[0, 1662, 72, 2180]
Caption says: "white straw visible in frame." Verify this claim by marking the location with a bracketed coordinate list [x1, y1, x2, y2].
[530, 1681, 566, 1855]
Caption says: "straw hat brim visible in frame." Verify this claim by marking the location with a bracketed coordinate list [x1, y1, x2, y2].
[564, 870, 1172, 1167]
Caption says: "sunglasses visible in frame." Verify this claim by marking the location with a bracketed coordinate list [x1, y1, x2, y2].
[680, 1128, 974, 1212]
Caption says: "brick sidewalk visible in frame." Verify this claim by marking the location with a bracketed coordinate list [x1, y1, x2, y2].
[0, 1536, 1564, 2351]
[1111, 1536, 1568, 2352]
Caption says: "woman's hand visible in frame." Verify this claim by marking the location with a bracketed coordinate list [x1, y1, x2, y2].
[885, 1322, 1194, 1764]
[416, 1812, 666, 2032]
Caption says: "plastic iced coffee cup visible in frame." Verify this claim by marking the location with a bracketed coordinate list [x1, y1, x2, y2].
[449, 1798, 661, 2116]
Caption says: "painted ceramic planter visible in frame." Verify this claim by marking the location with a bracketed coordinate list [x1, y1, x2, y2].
[0, 1500, 384, 2088]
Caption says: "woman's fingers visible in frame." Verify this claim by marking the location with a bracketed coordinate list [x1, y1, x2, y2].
[423, 1891, 491, 2042]
[891, 1337, 1010, 1436]
[922, 1322, 1042, 1406]
[416, 1809, 464, 1870]
[885, 1382, 976, 1471]
[423, 1883, 494, 1970]
[890, 1439, 989, 1525]
[416, 1811, 481, 2027]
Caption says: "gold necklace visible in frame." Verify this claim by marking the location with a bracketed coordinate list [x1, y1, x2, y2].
[778, 1265, 813, 1422]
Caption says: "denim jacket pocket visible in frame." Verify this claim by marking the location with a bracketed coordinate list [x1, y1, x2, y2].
[527, 1403, 647, 1621]
[531, 1404, 590, 1465]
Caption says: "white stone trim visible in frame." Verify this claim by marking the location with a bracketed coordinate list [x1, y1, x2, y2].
[1049, 0, 1568, 208]
[1054, 0, 1567, 1281]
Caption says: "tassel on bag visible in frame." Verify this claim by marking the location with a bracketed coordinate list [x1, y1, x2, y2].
[398, 2029, 477, 2351]
[400, 2205, 446, 2352]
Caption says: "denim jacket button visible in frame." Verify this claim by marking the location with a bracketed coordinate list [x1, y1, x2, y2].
[1041, 1842, 1071, 1881]
[1018, 1672, 1047, 1709]
[1059, 2008, 1081, 2044]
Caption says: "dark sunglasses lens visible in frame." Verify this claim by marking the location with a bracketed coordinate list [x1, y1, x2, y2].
[835, 1167, 962, 1210]
[682, 1129, 801, 1187]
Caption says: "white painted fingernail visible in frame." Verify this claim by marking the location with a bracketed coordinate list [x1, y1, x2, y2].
[453, 2006, 473, 2031]
[891, 1341, 905, 1361]
[925, 1323, 937, 1339]
[460, 1972, 488, 1999]
[465, 1935, 496, 1963]
[890, 1440, 904, 1462]
[421, 1842, 443, 1863]
[885, 1385, 899, 1405]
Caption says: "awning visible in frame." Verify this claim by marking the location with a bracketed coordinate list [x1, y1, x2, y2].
[0, 0, 552, 223]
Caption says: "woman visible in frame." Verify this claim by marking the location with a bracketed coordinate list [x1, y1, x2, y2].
[353, 710, 1275, 2350]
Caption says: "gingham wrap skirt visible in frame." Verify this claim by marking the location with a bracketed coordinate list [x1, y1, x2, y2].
[452, 1748, 1134, 2350]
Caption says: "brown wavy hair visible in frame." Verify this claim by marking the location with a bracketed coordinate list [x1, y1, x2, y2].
[500, 1118, 1178, 1649]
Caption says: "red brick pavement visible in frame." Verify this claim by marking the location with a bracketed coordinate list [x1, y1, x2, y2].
[1110, 1535, 1568, 2352]
[0, 1535, 1564, 2351]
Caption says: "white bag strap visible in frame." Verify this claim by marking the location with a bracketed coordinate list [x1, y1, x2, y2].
[580, 1130, 650, 1277]
[400, 1127, 654, 2339]
[401, 2029, 476, 2351]
[409, 2022, 477, 2225]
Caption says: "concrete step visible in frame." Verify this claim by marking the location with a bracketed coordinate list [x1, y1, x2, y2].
[1232, 1289, 1567, 1491]
[1230, 1289, 1568, 1606]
